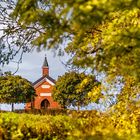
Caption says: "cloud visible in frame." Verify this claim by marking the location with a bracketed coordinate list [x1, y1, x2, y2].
[2, 50, 67, 82]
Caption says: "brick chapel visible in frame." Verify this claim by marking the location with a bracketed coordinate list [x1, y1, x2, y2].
[25, 56, 60, 110]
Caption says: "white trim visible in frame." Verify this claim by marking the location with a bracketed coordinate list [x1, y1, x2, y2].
[40, 93, 51, 96]
[34, 77, 55, 88]
[34, 79, 45, 88]
[46, 78, 55, 86]
[41, 85, 50, 89]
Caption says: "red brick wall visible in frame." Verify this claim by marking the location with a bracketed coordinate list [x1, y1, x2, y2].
[25, 79, 60, 110]
[42, 67, 49, 76]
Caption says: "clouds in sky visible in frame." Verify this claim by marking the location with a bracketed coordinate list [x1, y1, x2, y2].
[1, 49, 67, 82]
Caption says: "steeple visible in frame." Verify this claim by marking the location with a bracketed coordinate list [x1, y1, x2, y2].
[42, 55, 49, 76]
[43, 54, 49, 67]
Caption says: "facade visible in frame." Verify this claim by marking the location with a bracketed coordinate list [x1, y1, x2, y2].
[25, 56, 60, 110]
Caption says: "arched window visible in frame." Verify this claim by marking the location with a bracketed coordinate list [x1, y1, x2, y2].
[41, 99, 50, 109]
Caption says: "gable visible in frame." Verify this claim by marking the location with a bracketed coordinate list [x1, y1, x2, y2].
[46, 78, 55, 86]
[33, 75, 55, 88]
[35, 80, 53, 96]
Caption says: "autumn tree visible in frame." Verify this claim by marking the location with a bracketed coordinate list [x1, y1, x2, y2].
[0, 0, 139, 80]
[1, 0, 140, 112]
[52, 72, 101, 110]
[7, 0, 140, 79]
[109, 76, 140, 114]
[0, 73, 36, 111]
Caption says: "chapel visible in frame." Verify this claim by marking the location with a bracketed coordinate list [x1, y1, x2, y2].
[25, 56, 60, 110]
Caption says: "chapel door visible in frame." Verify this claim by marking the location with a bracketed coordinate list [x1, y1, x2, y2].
[41, 99, 50, 109]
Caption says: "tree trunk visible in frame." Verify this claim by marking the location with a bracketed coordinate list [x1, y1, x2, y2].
[31, 96, 33, 109]
[77, 105, 80, 111]
[11, 103, 14, 112]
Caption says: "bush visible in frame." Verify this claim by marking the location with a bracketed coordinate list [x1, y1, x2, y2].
[0, 110, 140, 140]
[14, 108, 67, 115]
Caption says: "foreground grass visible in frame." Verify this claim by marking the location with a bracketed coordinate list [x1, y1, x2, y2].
[0, 111, 140, 140]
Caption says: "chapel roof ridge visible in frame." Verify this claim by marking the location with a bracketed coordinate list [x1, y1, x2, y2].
[32, 75, 55, 86]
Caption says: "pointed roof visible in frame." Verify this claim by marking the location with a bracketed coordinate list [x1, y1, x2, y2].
[42, 55, 49, 67]
[32, 75, 55, 87]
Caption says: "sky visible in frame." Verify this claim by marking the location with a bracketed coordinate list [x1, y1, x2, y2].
[1, 50, 67, 82]
[0, 49, 67, 111]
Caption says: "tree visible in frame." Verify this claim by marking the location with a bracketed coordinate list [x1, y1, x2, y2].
[52, 71, 101, 110]
[110, 76, 140, 114]
[1, 0, 140, 111]
[6, 0, 140, 80]
[0, 0, 44, 66]
[9, 0, 140, 111]
[0, 73, 36, 111]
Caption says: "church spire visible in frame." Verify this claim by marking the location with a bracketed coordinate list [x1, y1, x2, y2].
[43, 54, 49, 67]
[42, 55, 49, 76]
